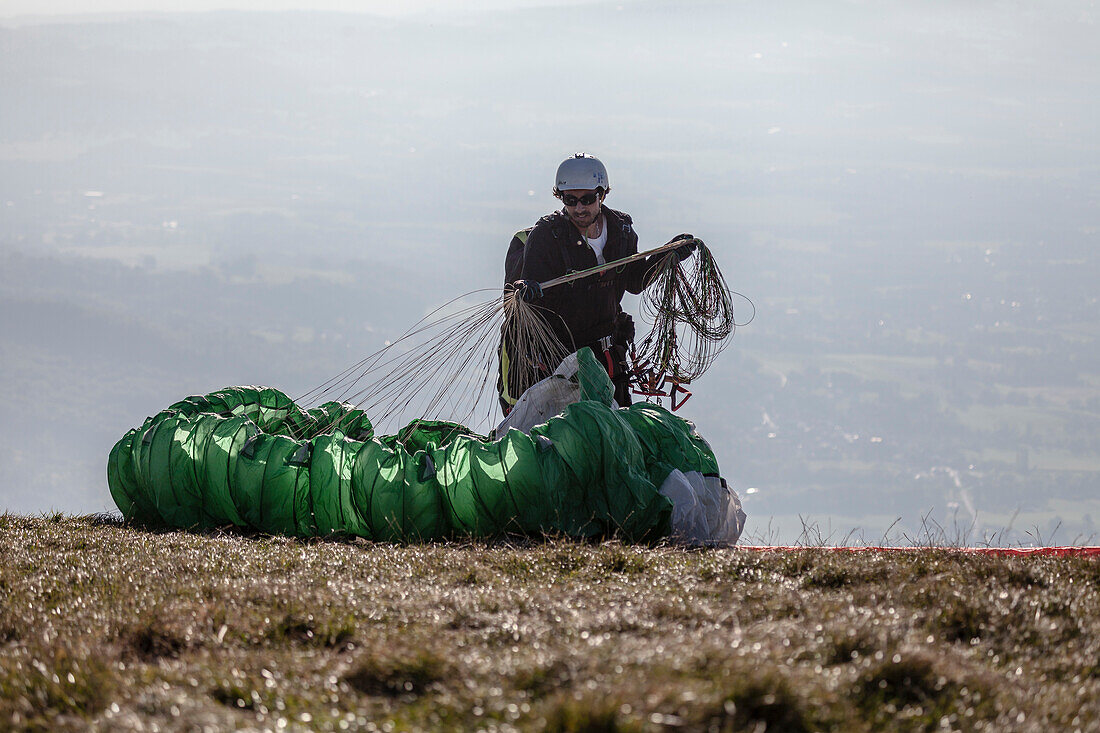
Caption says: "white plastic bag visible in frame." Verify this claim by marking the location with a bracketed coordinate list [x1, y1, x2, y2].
[660, 469, 747, 546]
[495, 352, 620, 436]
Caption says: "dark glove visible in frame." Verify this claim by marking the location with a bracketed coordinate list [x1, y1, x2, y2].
[668, 233, 698, 261]
[612, 312, 635, 346]
[510, 279, 543, 303]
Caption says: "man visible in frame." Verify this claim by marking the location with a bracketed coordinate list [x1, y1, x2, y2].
[499, 153, 694, 414]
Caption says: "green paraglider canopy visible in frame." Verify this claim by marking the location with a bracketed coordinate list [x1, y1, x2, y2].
[107, 349, 721, 542]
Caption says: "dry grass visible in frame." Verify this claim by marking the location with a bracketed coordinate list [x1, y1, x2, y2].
[1, 513, 1098, 732]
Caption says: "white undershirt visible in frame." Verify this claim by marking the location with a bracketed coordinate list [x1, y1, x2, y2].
[585, 215, 608, 264]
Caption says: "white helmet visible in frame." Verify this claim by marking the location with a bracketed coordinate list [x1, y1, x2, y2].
[554, 153, 609, 194]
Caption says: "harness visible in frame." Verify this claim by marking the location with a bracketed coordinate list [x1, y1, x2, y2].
[499, 210, 694, 414]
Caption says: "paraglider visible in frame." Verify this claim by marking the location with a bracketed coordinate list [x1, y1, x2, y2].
[108, 221, 751, 544]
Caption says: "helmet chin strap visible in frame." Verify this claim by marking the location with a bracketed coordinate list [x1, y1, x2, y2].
[583, 215, 603, 240]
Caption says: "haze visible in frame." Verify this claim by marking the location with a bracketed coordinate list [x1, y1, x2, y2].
[1, 0, 1097, 544]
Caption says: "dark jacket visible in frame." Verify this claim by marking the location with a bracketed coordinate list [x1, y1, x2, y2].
[519, 206, 656, 351]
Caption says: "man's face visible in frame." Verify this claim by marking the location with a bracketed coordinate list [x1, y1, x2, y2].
[560, 188, 603, 231]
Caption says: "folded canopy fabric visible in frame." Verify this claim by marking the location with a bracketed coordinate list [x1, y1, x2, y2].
[107, 349, 722, 542]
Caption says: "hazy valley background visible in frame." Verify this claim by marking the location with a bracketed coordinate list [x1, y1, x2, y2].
[1, 1, 1097, 544]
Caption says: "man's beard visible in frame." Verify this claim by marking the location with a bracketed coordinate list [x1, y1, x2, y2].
[569, 209, 596, 230]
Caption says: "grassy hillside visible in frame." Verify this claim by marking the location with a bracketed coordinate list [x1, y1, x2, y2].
[1, 515, 1098, 732]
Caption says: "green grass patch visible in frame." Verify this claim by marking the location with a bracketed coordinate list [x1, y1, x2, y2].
[344, 649, 449, 698]
[0, 648, 118, 731]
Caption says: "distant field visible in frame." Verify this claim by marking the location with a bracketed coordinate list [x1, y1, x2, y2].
[969, 446, 1100, 473]
[2, 515, 1098, 732]
[816, 354, 941, 387]
[955, 404, 1080, 436]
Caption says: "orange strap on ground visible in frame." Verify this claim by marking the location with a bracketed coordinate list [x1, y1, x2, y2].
[738, 546, 1100, 557]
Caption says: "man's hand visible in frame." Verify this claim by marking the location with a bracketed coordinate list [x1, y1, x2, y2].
[667, 233, 698, 261]
[510, 279, 543, 303]
[612, 312, 635, 345]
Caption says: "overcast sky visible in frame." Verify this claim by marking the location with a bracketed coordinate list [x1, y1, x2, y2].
[0, 0, 598, 19]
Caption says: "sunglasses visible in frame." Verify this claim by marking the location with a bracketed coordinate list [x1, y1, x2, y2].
[560, 192, 600, 207]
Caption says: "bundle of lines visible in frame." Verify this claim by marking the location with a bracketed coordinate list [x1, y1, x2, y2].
[298, 240, 746, 434]
[634, 241, 747, 381]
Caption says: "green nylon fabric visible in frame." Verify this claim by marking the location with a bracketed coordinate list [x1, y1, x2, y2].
[107, 349, 720, 542]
